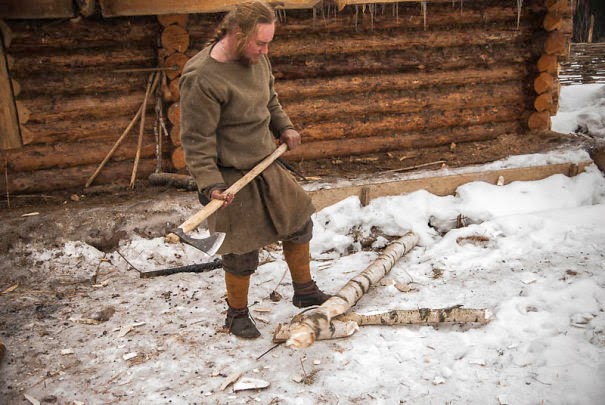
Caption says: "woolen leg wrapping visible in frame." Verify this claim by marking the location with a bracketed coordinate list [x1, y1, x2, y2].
[283, 241, 312, 284]
[224, 272, 250, 309]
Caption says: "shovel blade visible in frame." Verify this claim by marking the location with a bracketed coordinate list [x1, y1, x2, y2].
[173, 228, 226, 256]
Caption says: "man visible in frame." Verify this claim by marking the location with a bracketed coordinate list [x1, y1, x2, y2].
[180, 1, 330, 339]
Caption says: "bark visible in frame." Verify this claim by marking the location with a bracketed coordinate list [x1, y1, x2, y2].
[286, 121, 517, 161]
[276, 65, 527, 102]
[147, 172, 196, 190]
[285, 83, 525, 126]
[1, 159, 155, 194]
[272, 306, 492, 343]
[299, 107, 522, 143]
[286, 232, 419, 349]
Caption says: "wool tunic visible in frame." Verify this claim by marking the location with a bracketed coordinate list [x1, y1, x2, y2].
[179, 46, 315, 254]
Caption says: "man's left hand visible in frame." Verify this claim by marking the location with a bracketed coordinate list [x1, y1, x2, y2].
[280, 128, 301, 150]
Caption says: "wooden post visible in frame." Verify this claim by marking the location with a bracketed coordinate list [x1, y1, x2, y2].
[0, 29, 21, 150]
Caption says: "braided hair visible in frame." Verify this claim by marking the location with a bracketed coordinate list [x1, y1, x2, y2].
[208, 1, 276, 56]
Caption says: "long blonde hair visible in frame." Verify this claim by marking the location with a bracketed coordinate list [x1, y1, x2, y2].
[209, 1, 276, 55]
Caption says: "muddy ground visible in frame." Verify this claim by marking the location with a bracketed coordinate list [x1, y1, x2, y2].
[0, 130, 602, 403]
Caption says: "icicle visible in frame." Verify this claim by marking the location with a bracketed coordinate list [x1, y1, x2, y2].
[354, 5, 359, 32]
[370, 3, 375, 31]
[421, 1, 427, 31]
[516, 0, 524, 30]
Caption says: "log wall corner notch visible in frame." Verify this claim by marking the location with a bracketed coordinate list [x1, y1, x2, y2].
[528, 0, 574, 132]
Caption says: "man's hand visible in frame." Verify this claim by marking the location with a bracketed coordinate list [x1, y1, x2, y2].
[210, 189, 234, 207]
[279, 128, 301, 150]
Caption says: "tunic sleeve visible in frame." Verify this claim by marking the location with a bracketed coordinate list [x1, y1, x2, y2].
[179, 72, 225, 190]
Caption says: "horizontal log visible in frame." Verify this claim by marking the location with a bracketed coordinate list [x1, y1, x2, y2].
[170, 123, 181, 146]
[543, 12, 563, 32]
[161, 25, 190, 54]
[6, 19, 157, 51]
[270, 27, 528, 59]
[3, 139, 155, 172]
[18, 92, 148, 124]
[534, 92, 553, 113]
[187, 5, 532, 41]
[167, 102, 180, 126]
[21, 114, 156, 145]
[0, 0, 74, 19]
[276, 65, 528, 102]
[286, 122, 517, 161]
[286, 83, 525, 125]
[1, 159, 156, 194]
[162, 52, 189, 80]
[272, 43, 532, 80]
[534, 72, 556, 94]
[171, 146, 186, 170]
[99, 0, 321, 17]
[537, 54, 558, 74]
[544, 31, 569, 56]
[10, 48, 156, 74]
[307, 161, 591, 211]
[528, 111, 551, 131]
[299, 105, 523, 143]
[13, 71, 147, 98]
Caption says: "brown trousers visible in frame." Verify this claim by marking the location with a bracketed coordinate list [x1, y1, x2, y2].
[222, 218, 313, 276]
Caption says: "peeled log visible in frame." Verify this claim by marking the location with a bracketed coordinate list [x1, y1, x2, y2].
[528, 111, 551, 131]
[543, 12, 563, 32]
[534, 72, 555, 94]
[534, 92, 553, 112]
[544, 32, 569, 56]
[537, 54, 558, 73]
[167, 102, 180, 125]
[286, 232, 419, 349]
[171, 146, 186, 170]
[163, 52, 189, 80]
[170, 122, 181, 146]
[161, 25, 190, 55]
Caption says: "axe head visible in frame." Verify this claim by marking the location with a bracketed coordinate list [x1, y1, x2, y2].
[173, 228, 225, 256]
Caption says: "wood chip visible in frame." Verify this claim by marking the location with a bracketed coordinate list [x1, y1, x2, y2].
[24, 393, 40, 405]
[233, 377, 270, 392]
[1, 283, 19, 294]
[220, 371, 242, 391]
[122, 352, 138, 361]
[21, 212, 39, 217]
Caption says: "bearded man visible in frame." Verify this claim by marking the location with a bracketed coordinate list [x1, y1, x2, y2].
[180, 1, 330, 339]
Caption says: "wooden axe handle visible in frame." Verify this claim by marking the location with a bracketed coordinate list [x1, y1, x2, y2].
[178, 143, 288, 234]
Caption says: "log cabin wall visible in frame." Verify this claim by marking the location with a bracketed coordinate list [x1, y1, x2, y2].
[0, 15, 161, 193]
[0, 0, 573, 194]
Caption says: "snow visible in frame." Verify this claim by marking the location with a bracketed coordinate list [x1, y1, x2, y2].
[1, 86, 605, 404]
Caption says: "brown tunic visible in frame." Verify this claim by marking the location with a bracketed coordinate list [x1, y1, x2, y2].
[179, 46, 314, 254]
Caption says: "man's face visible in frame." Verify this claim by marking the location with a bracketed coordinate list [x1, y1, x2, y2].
[239, 22, 275, 65]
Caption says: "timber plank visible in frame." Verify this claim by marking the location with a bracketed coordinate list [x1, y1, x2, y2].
[307, 162, 592, 210]
[0, 35, 21, 150]
[0, 0, 74, 19]
[99, 0, 321, 17]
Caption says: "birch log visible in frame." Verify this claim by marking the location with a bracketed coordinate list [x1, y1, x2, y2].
[273, 306, 493, 343]
[286, 231, 419, 349]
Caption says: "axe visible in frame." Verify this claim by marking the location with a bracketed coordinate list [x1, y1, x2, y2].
[165, 143, 289, 255]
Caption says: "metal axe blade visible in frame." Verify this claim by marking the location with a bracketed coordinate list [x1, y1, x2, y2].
[172, 228, 226, 256]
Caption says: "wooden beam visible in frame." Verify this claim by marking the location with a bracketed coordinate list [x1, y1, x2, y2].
[307, 161, 592, 211]
[0, 0, 74, 19]
[0, 32, 21, 150]
[99, 0, 322, 17]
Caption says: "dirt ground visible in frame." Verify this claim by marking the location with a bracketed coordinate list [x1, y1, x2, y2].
[0, 130, 602, 403]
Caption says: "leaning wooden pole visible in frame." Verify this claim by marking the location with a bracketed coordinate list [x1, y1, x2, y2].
[285, 231, 419, 349]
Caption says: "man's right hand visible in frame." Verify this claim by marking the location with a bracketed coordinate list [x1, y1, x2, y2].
[210, 189, 234, 207]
